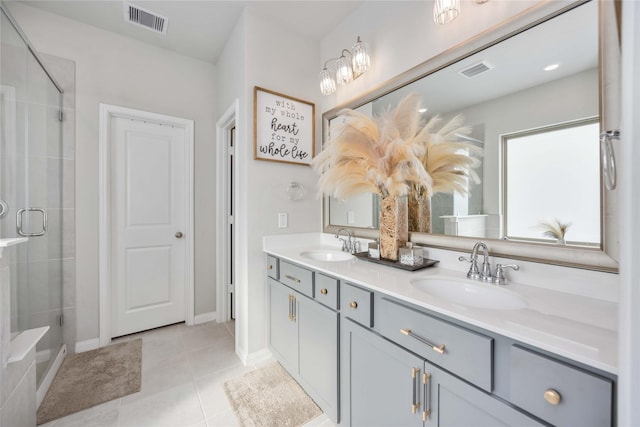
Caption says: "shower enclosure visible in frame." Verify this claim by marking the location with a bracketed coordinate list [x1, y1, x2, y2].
[1, 4, 66, 394]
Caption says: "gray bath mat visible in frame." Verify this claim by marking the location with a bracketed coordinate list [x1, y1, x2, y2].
[224, 362, 322, 426]
[37, 339, 142, 425]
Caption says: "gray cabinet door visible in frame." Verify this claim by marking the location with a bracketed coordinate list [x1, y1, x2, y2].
[268, 278, 298, 372]
[341, 318, 424, 427]
[299, 293, 339, 422]
[426, 360, 545, 427]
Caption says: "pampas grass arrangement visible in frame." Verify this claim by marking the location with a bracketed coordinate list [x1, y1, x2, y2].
[415, 115, 482, 198]
[408, 114, 482, 232]
[539, 218, 571, 242]
[312, 93, 481, 258]
[312, 93, 434, 259]
[312, 93, 435, 199]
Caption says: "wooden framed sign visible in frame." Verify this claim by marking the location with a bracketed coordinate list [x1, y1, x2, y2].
[254, 86, 315, 165]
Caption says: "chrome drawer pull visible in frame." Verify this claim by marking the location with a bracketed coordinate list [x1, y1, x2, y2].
[400, 329, 446, 355]
[284, 274, 301, 283]
[349, 301, 358, 309]
[544, 389, 561, 405]
[268, 265, 273, 270]
[320, 288, 328, 295]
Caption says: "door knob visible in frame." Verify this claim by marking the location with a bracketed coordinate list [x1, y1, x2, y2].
[175, 232, 183, 238]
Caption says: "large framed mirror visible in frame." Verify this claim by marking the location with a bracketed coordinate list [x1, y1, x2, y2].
[322, 0, 620, 272]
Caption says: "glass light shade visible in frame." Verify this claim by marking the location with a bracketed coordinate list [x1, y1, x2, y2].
[319, 68, 336, 95]
[433, 0, 460, 24]
[335, 55, 353, 87]
[352, 38, 370, 74]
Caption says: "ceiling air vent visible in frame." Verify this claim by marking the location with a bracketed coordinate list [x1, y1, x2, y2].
[124, 2, 168, 35]
[459, 61, 493, 78]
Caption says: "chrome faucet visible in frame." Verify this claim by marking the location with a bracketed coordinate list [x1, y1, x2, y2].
[459, 241, 492, 282]
[459, 242, 519, 285]
[335, 228, 361, 254]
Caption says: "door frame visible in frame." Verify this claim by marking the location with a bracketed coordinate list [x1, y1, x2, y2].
[98, 103, 195, 346]
[215, 100, 239, 323]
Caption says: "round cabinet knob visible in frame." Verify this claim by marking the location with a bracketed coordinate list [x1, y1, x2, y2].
[175, 232, 183, 239]
[349, 301, 358, 309]
[544, 389, 561, 405]
[320, 288, 328, 295]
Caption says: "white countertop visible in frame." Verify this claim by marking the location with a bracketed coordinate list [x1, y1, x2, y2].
[264, 233, 618, 374]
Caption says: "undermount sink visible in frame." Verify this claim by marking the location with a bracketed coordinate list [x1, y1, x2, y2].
[410, 276, 527, 310]
[300, 250, 355, 262]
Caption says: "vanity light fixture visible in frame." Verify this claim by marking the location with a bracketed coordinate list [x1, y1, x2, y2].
[433, 0, 489, 25]
[544, 63, 560, 71]
[433, 0, 460, 25]
[319, 36, 371, 95]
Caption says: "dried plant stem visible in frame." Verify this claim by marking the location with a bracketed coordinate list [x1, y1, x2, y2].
[408, 195, 431, 233]
[379, 195, 408, 261]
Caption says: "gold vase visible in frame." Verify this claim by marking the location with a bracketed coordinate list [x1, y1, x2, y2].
[379, 195, 408, 261]
[408, 194, 432, 233]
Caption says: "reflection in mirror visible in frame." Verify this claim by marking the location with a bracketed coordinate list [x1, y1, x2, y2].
[325, 0, 600, 251]
[504, 118, 600, 246]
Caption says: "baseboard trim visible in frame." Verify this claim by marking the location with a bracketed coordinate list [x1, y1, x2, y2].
[243, 348, 272, 366]
[194, 311, 217, 325]
[36, 344, 67, 408]
[75, 338, 100, 353]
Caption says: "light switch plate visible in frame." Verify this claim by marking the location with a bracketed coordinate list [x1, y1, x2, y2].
[278, 213, 288, 228]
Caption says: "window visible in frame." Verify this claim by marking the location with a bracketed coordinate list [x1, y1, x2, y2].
[503, 119, 600, 245]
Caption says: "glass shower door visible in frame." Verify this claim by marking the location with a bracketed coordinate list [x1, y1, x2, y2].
[1, 7, 65, 387]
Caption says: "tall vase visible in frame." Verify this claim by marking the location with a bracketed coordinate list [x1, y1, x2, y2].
[408, 193, 432, 233]
[379, 195, 408, 261]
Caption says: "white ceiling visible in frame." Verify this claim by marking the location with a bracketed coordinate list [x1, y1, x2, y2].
[9, 0, 364, 64]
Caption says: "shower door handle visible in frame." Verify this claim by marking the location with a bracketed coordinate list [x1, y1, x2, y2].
[16, 208, 48, 237]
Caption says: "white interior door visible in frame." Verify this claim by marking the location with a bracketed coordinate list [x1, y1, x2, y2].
[110, 115, 187, 337]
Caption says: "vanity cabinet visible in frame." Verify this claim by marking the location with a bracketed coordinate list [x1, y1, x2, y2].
[267, 260, 339, 422]
[340, 283, 614, 427]
[341, 318, 543, 427]
[266, 256, 615, 427]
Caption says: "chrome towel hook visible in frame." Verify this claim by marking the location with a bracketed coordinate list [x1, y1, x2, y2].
[600, 130, 620, 191]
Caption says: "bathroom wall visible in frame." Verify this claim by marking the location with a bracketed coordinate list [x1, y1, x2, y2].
[618, 1, 640, 423]
[6, 3, 218, 344]
[216, 7, 322, 358]
[319, 1, 542, 111]
[216, 1, 596, 359]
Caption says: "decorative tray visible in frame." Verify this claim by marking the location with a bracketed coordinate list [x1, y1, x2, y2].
[354, 252, 439, 271]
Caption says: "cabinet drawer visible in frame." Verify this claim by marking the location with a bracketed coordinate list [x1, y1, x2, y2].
[376, 297, 493, 391]
[510, 346, 613, 427]
[279, 260, 314, 298]
[341, 282, 373, 327]
[315, 273, 339, 310]
[267, 255, 279, 280]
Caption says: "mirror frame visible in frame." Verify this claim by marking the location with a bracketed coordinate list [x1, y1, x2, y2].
[322, 0, 619, 273]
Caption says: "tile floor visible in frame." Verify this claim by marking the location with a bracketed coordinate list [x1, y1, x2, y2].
[41, 321, 334, 427]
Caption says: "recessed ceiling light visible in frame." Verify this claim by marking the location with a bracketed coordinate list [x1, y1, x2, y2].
[418, 108, 428, 113]
[544, 64, 560, 71]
